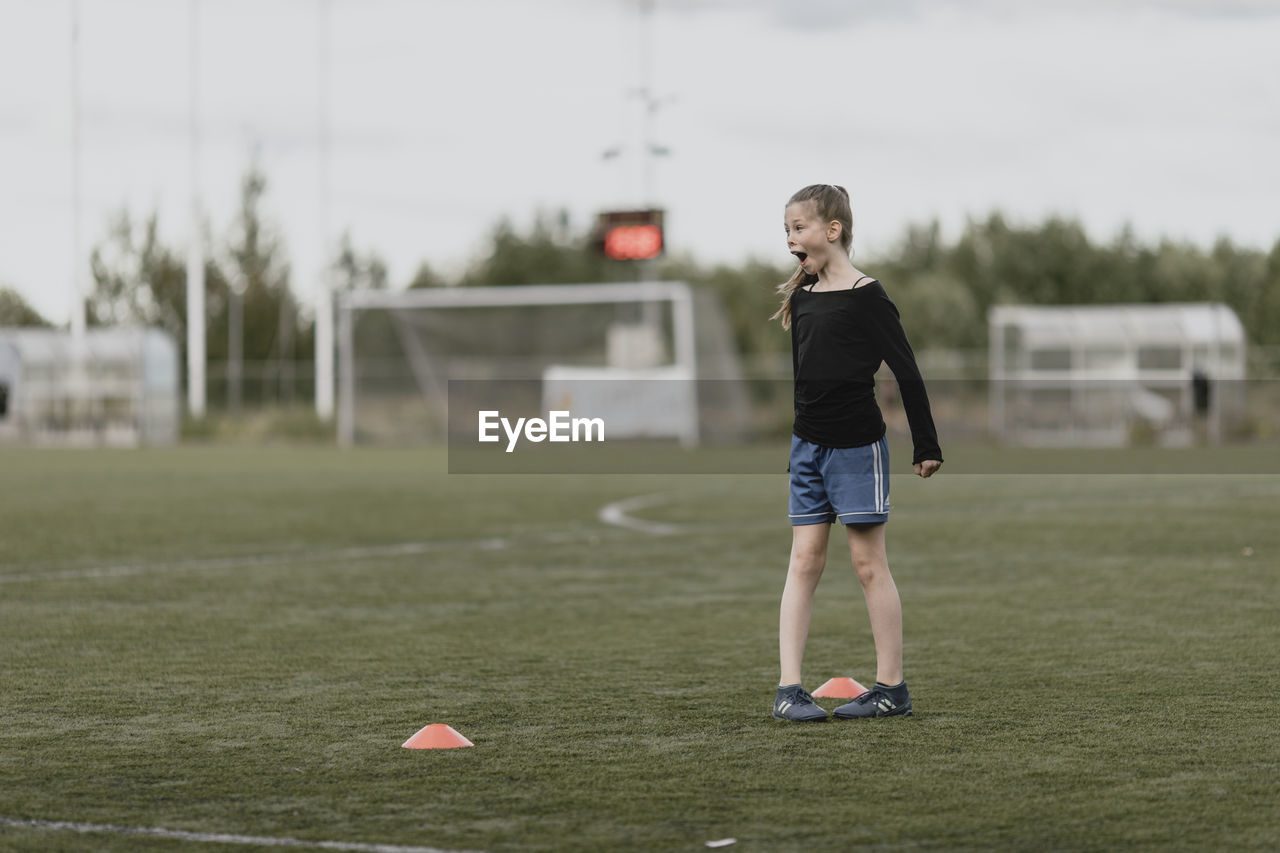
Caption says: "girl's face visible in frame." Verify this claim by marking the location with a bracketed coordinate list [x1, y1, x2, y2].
[784, 201, 837, 275]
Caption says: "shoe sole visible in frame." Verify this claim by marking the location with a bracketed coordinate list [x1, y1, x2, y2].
[832, 708, 912, 720]
[772, 712, 829, 722]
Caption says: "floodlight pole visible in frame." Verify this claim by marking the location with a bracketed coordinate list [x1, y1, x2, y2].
[69, 0, 86, 343]
[186, 0, 206, 419]
[68, 0, 92, 438]
[314, 0, 335, 421]
[604, 0, 671, 284]
[638, 0, 655, 207]
[634, 0, 668, 290]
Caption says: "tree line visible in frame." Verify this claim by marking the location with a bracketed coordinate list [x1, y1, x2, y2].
[3, 167, 1278, 375]
[676, 216, 1280, 359]
[407, 209, 1280, 359]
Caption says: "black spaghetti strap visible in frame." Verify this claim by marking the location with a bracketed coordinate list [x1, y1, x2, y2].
[853, 275, 874, 287]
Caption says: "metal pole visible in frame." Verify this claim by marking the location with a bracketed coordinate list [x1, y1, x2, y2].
[672, 284, 699, 447]
[635, 1, 662, 300]
[186, 0, 206, 418]
[314, 0, 335, 420]
[68, 0, 91, 439]
[70, 0, 86, 343]
[638, 0, 654, 207]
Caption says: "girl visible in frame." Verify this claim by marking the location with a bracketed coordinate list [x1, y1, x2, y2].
[771, 184, 942, 723]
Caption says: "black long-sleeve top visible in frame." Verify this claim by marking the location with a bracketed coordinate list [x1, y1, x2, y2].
[790, 280, 943, 465]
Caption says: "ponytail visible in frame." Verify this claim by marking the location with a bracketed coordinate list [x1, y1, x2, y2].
[770, 267, 817, 331]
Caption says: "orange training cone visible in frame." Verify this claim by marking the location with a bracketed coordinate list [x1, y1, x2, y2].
[812, 677, 869, 699]
[402, 724, 474, 749]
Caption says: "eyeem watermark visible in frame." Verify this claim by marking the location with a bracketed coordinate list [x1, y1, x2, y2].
[478, 410, 606, 452]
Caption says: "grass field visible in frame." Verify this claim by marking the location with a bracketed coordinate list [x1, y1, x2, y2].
[1, 444, 1277, 851]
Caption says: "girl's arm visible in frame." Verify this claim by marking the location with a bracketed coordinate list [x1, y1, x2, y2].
[867, 290, 943, 472]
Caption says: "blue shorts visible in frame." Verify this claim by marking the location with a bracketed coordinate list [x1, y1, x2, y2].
[788, 434, 890, 526]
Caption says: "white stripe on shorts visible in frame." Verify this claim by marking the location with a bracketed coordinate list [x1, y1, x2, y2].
[872, 440, 883, 513]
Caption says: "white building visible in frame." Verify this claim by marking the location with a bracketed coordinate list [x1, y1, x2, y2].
[989, 303, 1246, 446]
[0, 327, 180, 446]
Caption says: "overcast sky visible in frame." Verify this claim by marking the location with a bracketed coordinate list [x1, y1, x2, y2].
[2, 0, 1278, 326]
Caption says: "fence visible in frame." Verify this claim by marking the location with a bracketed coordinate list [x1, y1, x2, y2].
[194, 347, 1280, 446]
[203, 359, 315, 414]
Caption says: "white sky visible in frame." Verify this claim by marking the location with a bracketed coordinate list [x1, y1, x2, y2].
[1, 0, 1278, 326]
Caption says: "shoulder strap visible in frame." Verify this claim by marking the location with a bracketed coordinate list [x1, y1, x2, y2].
[853, 275, 874, 288]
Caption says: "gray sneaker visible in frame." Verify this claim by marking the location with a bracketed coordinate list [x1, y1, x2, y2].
[833, 681, 912, 719]
[773, 684, 828, 722]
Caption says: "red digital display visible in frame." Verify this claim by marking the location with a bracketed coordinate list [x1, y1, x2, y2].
[595, 209, 665, 261]
[603, 224, 663, 260]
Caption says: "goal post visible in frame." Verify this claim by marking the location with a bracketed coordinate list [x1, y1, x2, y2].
[336, 282, 705, 447]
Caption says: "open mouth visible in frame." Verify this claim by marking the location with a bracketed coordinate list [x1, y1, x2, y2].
[792, 251, 808, 264]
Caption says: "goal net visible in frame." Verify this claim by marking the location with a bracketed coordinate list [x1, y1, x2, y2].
[336, 281, 748, 447]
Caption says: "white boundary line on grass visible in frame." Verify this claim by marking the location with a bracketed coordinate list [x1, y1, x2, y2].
[1, 498, 680, 584]
[597, 493, 681, 536]
[0, 538, 510, 584]
[0, 817, 483, 853]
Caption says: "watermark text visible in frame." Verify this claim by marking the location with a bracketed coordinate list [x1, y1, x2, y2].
[478, 410, 605, 452]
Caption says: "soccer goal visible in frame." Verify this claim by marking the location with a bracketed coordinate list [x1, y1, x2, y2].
[336, 281, 746, 447]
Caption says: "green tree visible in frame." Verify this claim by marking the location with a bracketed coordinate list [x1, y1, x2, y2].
[221, 163, 311, 405]
[88, 210, 188, 335]
[456, 210, 619, 286]
[86, 161, 314, 407]
[1246, 237, 1280, 349]
[407, 261, 448, 289]
[663, 254, 793, 359]
[913, 213, 1280, 348]
[87, 210, 228, 372]
[333, 231, 389, 292]
[224, 164, 301, 360]
[0, 287, 51, 327]
[890, 271, 982, 349]
[404, 207, 1280, 355]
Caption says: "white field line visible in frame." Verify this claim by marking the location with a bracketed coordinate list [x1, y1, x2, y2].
[2, 497, 679, 585]
[597, 493, 681, 536]
[0, 817, 483, 853]
[0, 537, 511, 585]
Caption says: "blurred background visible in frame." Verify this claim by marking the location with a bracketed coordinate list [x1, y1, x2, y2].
[1, 0, 1278, 449]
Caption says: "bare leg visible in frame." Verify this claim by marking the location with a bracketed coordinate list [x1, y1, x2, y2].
[845, 522, 903, 686]
[779, 522, 831, 686]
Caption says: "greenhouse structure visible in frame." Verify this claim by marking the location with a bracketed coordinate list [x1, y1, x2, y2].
[988, 303, 1246, 446]
[0, 327, 180, 446]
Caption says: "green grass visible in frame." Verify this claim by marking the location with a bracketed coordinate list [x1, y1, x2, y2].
[1, 445, 1277, 851]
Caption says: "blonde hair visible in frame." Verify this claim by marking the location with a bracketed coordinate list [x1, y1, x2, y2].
[771, 184, 854, 330]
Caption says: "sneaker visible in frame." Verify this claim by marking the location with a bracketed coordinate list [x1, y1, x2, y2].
[832, 681, 912, 719]
[773, 684, 828, 722]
